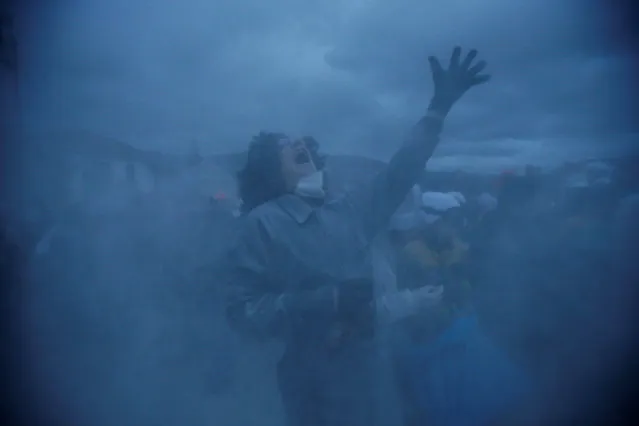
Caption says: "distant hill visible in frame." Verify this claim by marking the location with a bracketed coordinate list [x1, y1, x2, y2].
[22, 131, 637, 198]
[23, 129, 184, 175]
[206, 151, 499, 194]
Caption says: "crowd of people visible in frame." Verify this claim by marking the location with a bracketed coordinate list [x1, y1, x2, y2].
[220, 48, 639, 426]
[1, 47, 638, 426]
[221, 141, 639, 426]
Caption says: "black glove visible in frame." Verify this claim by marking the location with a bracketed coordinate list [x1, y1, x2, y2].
[428, 47, 490, 114]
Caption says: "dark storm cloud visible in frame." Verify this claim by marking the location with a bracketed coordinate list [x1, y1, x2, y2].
[324, 0, 638, 163]
[17, 0, 638, 171]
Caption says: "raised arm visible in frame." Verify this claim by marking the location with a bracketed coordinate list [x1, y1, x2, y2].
[343, 47, 490, 239]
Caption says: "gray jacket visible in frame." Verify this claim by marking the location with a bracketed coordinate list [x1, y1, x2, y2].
[225, 116, 443, 343]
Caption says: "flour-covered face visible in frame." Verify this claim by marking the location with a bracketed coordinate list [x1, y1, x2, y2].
[279, 137, 317, 190]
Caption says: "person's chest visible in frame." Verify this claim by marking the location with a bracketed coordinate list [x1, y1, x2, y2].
[258, 196, 372, 289]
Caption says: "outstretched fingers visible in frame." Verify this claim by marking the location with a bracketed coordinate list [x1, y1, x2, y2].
[449, 46, 462, 71]
[428, 46, 491, 98]
[460, 49, 478, 71]
[468, 59, 489, 86]
[468, 60, 487, 76]
[429, 56, 444, 79]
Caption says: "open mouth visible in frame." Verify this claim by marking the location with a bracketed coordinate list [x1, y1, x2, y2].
[294, 151, 311, 165]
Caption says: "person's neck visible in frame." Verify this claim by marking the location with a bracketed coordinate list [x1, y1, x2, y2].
[294, 170, 325, 200]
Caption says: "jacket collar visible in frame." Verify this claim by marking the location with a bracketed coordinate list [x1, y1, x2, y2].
[275, 193, 316, 224]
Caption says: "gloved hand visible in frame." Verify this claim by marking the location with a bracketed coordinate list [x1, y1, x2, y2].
[428, 47, 490, 114]
[412, 284, 444, 307]
[377, 285, 443, 324]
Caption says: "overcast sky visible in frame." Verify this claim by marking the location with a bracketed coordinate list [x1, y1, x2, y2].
[16, 0, 639, 172]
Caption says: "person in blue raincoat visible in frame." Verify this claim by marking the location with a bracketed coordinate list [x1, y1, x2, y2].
[223, 47, 491, 426]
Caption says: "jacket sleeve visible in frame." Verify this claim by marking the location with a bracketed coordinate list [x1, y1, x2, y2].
[340, 113, 445, 240]
[224, 215, 336, 340]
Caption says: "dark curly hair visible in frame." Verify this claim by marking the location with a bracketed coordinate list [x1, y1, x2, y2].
[237, 132, 326, 214]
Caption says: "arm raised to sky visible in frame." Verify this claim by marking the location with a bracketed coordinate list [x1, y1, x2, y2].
[343, 47, 491, 240]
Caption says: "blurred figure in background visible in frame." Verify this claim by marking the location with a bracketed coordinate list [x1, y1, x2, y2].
[389, 188, 532, 426]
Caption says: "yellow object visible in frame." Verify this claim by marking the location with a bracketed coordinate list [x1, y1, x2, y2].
[403, 238, 468, 269]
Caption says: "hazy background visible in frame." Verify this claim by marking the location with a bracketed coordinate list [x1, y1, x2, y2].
[15, 0, 638, 172]
[4, 1, 638, 426]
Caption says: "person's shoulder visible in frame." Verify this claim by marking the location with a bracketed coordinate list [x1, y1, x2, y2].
[241, 199, 283, 225]
[233, 200, 285, 245]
